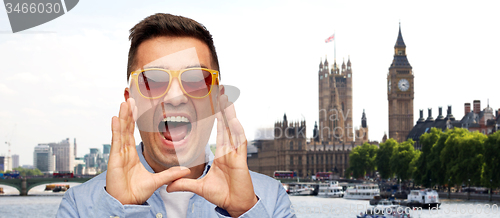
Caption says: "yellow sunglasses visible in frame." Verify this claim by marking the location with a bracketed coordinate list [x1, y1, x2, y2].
[129, 67, 219, 100]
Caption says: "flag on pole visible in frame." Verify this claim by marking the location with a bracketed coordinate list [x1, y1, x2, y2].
[325, 34, 334, 43]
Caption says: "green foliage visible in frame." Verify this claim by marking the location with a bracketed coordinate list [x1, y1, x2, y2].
[345, 127, 499, 190]
[12, 167, 43, 176]
[441, 128, 486, 187]
[347, 143, 378, 179]
[390, 139, 417, 183]
[375, 138, 397, 179]
[413, 128, 442, 187]
[481, 131, 500, 188]
[409, 149, 421, 179]
[410, 127, 500, 189]
[428, 128, 451, 187]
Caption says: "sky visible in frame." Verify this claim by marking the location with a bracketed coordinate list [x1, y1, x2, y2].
[0, 0, 499, 165]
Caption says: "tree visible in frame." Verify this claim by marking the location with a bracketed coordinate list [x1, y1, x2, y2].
[390, 139, 417, 184]
[428, 128, 451, 188]
[12, 167, 43, 176]
[441, 128, 486, 189]
[347, 143, 378, 179]
[481, 131, 500, 189]
[376, 138, 397, 180]
[413, 127, 442, 187]
[409, 149, 421, 183]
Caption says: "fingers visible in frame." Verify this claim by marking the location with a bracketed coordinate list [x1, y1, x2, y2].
[127, 99, 136, 146]
[154, 167, 192, 189]
[110, 116, 121, 154]
[219, 94, 246, 152]
[228, 118, 247, 157]
[112, 99, 136, 154]
[215, 113, 226, 158]
[118, 101, 130, 150]
[167, 178, 202, 194]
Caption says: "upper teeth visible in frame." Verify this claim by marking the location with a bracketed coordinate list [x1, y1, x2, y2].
[163, 116, 189, 122]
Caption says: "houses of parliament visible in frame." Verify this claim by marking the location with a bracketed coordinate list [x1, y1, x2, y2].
[247, 25, 413, 178]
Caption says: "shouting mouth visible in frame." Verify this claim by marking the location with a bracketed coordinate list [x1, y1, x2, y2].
[158, 115, 193, 142]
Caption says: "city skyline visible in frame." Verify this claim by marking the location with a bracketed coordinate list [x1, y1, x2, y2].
[0, 0, 498, 165]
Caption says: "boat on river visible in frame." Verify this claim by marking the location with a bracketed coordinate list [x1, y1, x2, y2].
[317, 181, 344, 198]
[405, 189, 441, 209]
[344, 183, 380, 200]
[288, 184, 316, 196]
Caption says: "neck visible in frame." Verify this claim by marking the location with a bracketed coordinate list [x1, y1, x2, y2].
[143, 148, 207, 179]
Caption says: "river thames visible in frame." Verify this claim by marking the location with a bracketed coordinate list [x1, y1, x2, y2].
[0, 188, 498, 217]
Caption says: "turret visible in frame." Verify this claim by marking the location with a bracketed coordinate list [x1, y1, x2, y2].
[390, 23, 412, 69]
[361, 109, 367, 128]
[341, 58, 346, 73]
[436, 107, 445, 121]
[425, 108, 434, 123]
[417, 109, 425, 123]
[313, 121, 319, 142]
[445, 105, 455, 121]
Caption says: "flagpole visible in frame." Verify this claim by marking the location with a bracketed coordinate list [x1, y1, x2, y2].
[334, 31, 336, 63]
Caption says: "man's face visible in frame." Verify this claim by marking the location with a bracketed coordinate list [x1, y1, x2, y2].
[126, 36, 216, 171]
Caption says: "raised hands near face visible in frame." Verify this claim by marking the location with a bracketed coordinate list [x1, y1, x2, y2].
[106, 98, 191, 205]
[167, 94, 258, 217]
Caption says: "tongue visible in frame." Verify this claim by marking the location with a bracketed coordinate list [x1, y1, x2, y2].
[163, 123, 188, 142]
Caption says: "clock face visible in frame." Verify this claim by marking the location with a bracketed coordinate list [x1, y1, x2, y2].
[398, 79, 409, 91]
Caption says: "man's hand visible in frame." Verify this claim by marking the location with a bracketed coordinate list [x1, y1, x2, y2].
[167, 95, 258, 217]
[106, 98, 191, 205]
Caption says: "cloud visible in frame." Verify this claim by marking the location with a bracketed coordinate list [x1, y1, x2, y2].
[21, 108, 46, 117]
[49, 94, 90, 108]
[0, 83, 16, 95]
[5, 72, 41, 85]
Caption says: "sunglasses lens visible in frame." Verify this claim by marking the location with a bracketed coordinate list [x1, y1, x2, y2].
[138, 70, 170, 98]
[181, 69, 213, 97]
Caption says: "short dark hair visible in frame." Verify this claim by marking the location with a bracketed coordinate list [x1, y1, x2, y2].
[127, 13, 219, 81]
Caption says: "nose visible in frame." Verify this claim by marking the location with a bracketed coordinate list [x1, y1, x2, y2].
[163, 78, 188, 106]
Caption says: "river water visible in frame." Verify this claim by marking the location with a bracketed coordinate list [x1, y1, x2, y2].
[289, 196, 499, 218]
[0, 185, 498, 218]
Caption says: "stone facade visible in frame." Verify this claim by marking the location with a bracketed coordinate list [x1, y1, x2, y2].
[248, 57, 375, 178]
[387, 24, 415, 143]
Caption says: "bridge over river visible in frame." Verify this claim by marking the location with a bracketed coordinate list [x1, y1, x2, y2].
[0, 176, 95, 195]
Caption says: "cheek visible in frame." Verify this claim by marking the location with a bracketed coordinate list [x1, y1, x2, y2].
[193, 98, 214, 120]
[191, 98, 215, 138]
[135, 99, 161, 132]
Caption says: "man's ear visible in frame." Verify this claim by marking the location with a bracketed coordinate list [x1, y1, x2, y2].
[124, 88, 130, 101]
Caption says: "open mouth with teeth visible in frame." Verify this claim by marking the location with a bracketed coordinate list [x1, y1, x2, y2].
[158, 116, 192, 142]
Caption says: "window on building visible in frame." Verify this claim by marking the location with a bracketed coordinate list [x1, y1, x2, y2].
[290, 141, 293, 150]
[290, 156, 294, 166]
[298, 141, 302, 150]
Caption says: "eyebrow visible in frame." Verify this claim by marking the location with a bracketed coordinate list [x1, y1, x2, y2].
[143, 64, 210, 69]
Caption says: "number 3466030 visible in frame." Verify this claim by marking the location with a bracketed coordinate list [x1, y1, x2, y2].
[5, 3, 62, 14]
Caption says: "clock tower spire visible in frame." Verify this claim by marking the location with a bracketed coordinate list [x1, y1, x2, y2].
[387, 23, 414, 143]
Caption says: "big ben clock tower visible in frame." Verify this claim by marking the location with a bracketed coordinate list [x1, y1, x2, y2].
[387, 24, 414, 142]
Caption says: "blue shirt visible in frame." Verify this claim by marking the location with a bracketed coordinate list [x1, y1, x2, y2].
[56, 143, 295, 218]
